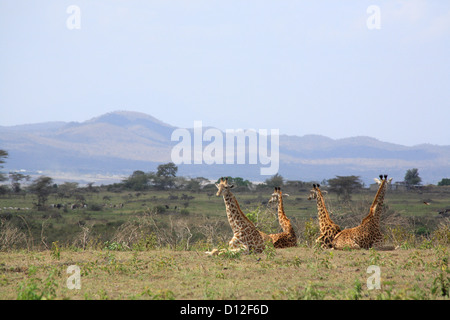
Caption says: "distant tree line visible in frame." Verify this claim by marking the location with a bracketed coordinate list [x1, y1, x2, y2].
[1, 148, 450, 211]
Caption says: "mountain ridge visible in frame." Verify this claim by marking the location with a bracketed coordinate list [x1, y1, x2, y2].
[1, 111, 449, 185]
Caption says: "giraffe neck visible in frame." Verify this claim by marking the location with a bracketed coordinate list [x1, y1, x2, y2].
[370, 183, 387, 224]
[223, 191, 254, 233]
[277, 194, 293, 233]
[315, 190, 333, 230]
[362, 180, 387, 225]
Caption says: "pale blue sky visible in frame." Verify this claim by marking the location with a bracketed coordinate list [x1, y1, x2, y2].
[1, 0, 449, 146]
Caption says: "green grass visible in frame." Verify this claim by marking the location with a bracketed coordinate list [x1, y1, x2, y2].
[0, 246, 448, 300]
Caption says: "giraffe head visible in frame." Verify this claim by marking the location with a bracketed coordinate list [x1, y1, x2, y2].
[308, 184, 328, 201]
[268, 187, 289, 204]
[215, 177, 234, 196]
[373, 174, 393, 185]
[307, 184, 320, 200]
[268, 187, 279, 204]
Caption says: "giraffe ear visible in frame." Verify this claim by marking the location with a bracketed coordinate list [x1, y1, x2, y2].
[229, 184, 235, 189]
[284, 194, 290, 197]
[215, 183, 220, 189]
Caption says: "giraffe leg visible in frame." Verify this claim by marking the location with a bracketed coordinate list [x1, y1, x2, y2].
[228, 236, 250, 254]
[333, 235, 360, 250]
[315, 234, 325, 245]
[205, 248, 222, 256]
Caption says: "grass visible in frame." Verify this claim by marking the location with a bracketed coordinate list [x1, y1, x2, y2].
[1, 186, 449, 300]
[0, 245, 448, 300]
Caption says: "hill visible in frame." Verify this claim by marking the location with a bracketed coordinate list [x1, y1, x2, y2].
[1, 111, 449, 185]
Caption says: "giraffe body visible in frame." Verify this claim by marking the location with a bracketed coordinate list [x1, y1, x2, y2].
[265, 187, 297, 248]
[308, 184, 341, 248]
[206, 178, 265, 255]
[332, 175, 392, 250]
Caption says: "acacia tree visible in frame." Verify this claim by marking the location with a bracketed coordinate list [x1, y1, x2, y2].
[404, 168, 422, 188]
[29, 176, 54, 210]
[9, 172, 31, 193]
[327, 175, 363, 202]
[153, 162, 178, 190]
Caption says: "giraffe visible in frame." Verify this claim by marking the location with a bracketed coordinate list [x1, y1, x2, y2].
[307, 184, 341, 248]
[205, 177, 265, 256]
[332, 175, 392, 250]
[265, 187, 297, 248]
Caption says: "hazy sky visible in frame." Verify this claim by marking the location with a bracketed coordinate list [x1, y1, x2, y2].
[1, 1, 449, 146]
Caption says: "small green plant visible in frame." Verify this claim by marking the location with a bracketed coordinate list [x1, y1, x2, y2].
[219, 249, 242, 260]
[51, 241, 60, 260]
[431, 246, 449, 297]
[312, 246, 334, 269]
[103, 241, 128, 251]
[133, 232, 158, 251]
[368, 248, 381, 265]
[17, 266, 58, 300]
[263, 241, 276, 260]
[291, 256, 302, 268]
[348, 279, 363, 300]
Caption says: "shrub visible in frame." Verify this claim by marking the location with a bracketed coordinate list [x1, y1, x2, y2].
[303, 217, 320, 247]
[89, 204, 103, 211]
[180, 209, 190, 216]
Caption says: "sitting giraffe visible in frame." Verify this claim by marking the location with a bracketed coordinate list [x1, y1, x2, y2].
[264, 187, 297, 248]
[205, 177, 265, 255]
[332, 175, 392, 250]
[308, 184, 341, 248]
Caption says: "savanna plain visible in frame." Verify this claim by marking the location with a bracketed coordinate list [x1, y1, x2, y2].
[0, 184, 449, 300]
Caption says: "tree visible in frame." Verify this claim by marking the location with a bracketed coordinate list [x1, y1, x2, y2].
[184, 177, 209, 192]
[28, 176, 53, 210]
[9, 172, 31, 193]
[264, 173, 284, 188]
[437, 178, 450, 186]
[404, 168, 422, 188]
[153, 162, 178, 190]
[327, 175, 363, 202]
[8, 172, 30, 193]
[122, 170, 150, 191]
[57, 182, 79, 199]
[156, 162, 178, 178]
[0, 150, 8, 182]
